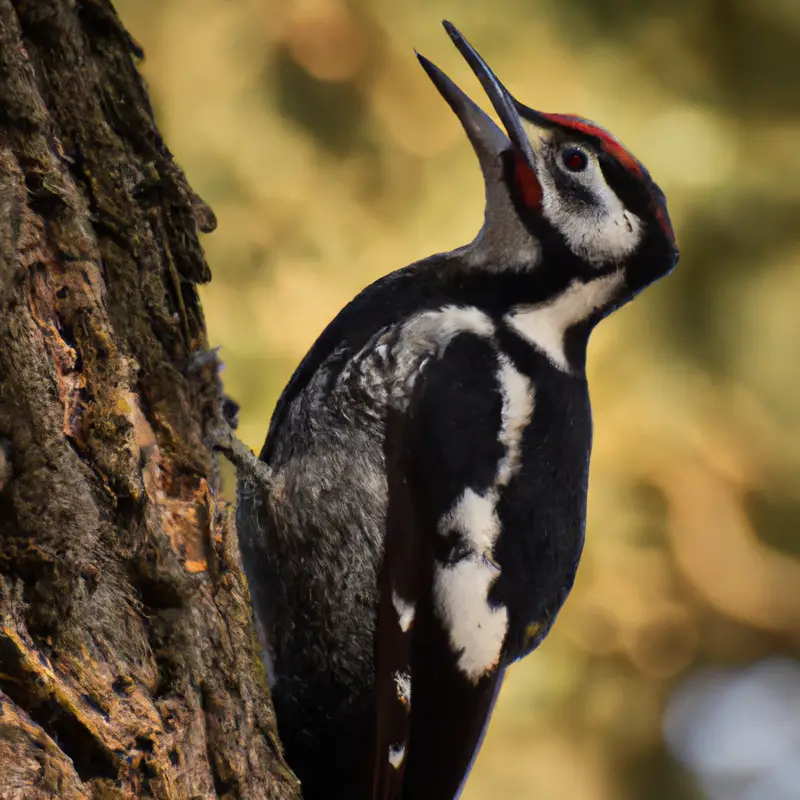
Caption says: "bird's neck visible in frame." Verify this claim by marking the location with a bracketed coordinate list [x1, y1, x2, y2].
[440, 240, 626, 374]
[500, 269, 624, 372]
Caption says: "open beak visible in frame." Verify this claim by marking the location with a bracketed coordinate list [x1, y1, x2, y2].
[416, 21, 543, 176]
[440, 21, 539, 176]
[416, 51, 510, 163]
[417, 23, 551, 253]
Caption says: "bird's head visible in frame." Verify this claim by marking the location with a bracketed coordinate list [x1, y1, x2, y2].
[419, 22, 678, 298]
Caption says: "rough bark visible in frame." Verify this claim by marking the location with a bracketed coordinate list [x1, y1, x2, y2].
[0, 1, 299, 798]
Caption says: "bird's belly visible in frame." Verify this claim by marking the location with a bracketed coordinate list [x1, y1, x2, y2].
[495, 489, 587, 663]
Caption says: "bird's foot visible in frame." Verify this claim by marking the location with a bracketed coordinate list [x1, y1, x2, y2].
[208, 421, 274, 490]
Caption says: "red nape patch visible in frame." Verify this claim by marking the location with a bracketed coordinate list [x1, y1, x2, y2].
[514, 157, 543, 210]
[542, 112, 644, 178]
[653, 202, 675, 241]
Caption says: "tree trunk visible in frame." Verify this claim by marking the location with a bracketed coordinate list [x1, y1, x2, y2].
[0, 1, 299, 797]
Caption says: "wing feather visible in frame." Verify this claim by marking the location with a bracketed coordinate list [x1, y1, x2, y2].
[369, 404, 423, 799]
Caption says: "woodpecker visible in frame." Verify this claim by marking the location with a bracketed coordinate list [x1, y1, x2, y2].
[235, 21, 678, 800]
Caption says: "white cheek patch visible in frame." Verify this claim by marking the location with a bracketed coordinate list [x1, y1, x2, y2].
[538, 160, 643, 266]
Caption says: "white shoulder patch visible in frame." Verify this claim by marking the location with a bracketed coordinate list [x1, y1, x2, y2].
[341, 304, 496, 411]
[389, 305, 495, 409]
[400, 305, 495, 354]
[435, 305, 496, 340]
[505, 272, 624, 370]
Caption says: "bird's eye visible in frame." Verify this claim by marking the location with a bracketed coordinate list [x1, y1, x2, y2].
[561, 146, 589, 173]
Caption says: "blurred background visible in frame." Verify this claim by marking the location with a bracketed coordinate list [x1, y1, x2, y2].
[115, 1, 800, 797]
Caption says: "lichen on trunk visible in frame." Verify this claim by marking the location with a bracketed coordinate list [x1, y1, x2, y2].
[0, 1, 298, 797]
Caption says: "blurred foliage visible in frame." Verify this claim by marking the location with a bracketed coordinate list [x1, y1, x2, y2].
[116, 0, 800, 797]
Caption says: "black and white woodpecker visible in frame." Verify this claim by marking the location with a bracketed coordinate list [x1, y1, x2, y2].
[231, 21, 678, 800]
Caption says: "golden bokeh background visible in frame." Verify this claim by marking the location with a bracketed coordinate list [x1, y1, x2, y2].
[116, 1, 800, 797]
